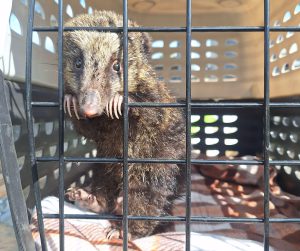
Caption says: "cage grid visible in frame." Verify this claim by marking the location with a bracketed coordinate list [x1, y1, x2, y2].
[9, 0, 299, 250]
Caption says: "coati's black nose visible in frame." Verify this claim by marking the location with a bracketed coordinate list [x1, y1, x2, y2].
[81, 90, 100, 118]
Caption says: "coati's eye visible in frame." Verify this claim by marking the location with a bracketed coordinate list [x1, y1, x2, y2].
[75, 58, 83, 69]
[112, 61, 120, 72]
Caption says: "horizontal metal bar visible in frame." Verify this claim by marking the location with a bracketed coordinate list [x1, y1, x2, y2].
[36, 157, 60, 162]
[192, 102, 262, 108]
[34, 26, 265, 33]
[130, 216, 185, 222]
[192, 27, 264, 32]
[36, 156, 264, 165]
[270, 160, 300, 166]
[130, 102, 263, 108]
[29, 101, 300, 109]
[44, 214, 182, 222]
[270, 26, 300, 32]
[67, 157, 185, 164]
[44, 213, 123, 220]
[130, 216, 263, 223]
[33, 26, 300, 33]
[31, 102, 264, 109]
[42, 214, 300, 223]
[44, 213, 266, 223]
[269, 218, 300, 223]
[31, 102, 59, 107]
[193, 159, 264, 165]
[269, 102, 300, 108]
[33, 101, 241, 109]
[193, 217, 263, 223]
[37, 157, 300, 166]
[33, 26, 184, 32]
[129, 102, 185, 108]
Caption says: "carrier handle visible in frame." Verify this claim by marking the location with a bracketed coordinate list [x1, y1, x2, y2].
[0, 70, 35, 251]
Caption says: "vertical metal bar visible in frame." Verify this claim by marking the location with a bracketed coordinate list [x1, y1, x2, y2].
[263, 0, 270, 250]
[122, 0, 129, 250]
[185, 0, 192, 250]
[57, 0, 65, 250]
[25, 0, 48, 250]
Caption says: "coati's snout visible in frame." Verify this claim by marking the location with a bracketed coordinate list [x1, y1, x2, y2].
[64, 90, 124, 120]
[79, 89, 124, 119]
[80, 90, 102, 118]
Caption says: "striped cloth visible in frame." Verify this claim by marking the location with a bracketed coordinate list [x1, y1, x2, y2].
[31, 156, 300, 250]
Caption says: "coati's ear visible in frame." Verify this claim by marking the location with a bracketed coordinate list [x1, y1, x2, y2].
[128, 20, 152, 60]
[140, 32, 152, 60]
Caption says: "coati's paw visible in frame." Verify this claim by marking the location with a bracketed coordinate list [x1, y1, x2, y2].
[105, 93, 123, 119]
[65, 187, 103, 213]
[105, 226, 132, 240]
[64, 94, 81, 120]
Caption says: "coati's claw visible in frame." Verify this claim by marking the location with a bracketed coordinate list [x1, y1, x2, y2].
[72, 96, 80, 120]
[109, 95, 114, 119]
[105, 227, 132, 240]
[64, 94, 72, 118]
[63, 95, 68, 114]
[106, 228, 121, 240]
[113, 94, 119, 119]
[105, 102, 109, 117]
[64, 94, 80, 120]
[117, 95, 123, 117]
[106, 93, 124, 119]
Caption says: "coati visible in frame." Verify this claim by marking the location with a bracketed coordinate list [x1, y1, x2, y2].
[63, 10, 186, 239]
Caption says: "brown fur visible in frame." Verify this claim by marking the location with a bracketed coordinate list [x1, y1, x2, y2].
[63, 10, 186, 239]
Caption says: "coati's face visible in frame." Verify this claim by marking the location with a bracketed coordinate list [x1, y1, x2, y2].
[63, 11, 151, 119]
[64, 31, 123, 118]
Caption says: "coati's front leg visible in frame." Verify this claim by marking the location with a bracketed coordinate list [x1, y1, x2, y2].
[105, 190, 172, 240]
[107, 166, 179, 240]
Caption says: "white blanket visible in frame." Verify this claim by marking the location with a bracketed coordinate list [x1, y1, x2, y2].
[31, 196, 270, 251]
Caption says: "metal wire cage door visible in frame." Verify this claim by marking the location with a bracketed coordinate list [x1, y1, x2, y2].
[23, 0, 300, 250]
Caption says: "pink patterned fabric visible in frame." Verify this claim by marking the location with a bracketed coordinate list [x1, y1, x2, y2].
[31, 156, 300, 250]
